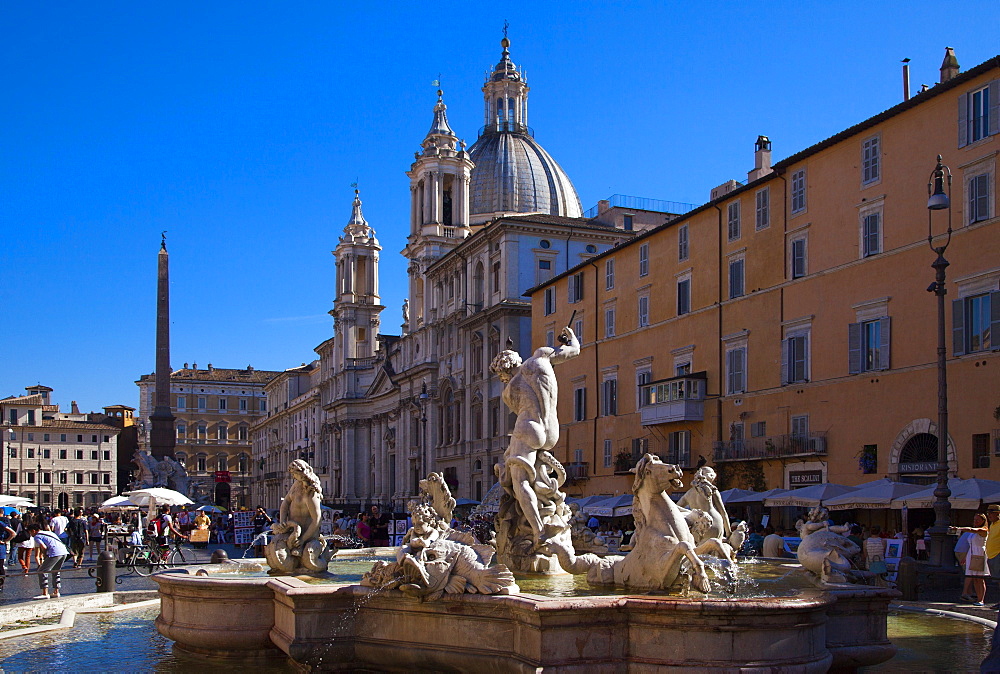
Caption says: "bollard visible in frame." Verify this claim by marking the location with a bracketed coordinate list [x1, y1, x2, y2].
[210, 549, 229, 564]
[897, 556, 918, 601]
[96, 551, 116, 593]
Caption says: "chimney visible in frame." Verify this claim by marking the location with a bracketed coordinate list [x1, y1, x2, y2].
[71, 400, 80, 414]
[747, 135, 773, 182]
[208, 363, 213, 371]
[597, 199, 610, 215]
[902, 58, 911, 101]
[940, 47, 959, 83]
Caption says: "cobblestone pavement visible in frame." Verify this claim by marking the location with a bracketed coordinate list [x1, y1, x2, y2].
[0, 543, 254, 607]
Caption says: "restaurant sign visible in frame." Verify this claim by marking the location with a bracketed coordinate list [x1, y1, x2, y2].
[788, 470, 823, 487]
[899, 462, 937, 473]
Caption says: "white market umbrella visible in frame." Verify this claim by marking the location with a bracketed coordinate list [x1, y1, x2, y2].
[0, 495, 34, 507]
[99, 495, 138, 511]
[126, 488, 194, 508]
[195, 505, 226, 514]
[764, 483, 857, 508]
[728, 488, 788, 504]
[585, 495, 633, 517]
[891, 477, 1000, 510]
[720, 488, 759, 504]
[824, 480, 925, 511]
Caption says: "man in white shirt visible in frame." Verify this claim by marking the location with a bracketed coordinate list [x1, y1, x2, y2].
[49, 510, 69, 545]
[762, 526, 787, 557]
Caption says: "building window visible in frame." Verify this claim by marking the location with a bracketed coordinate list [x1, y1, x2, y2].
[728, 258, 745, 299]
[43, 433, 49, 442]
[973, 434, 991, 469]
[177, 396, 186, 410]
[537, 259, 553, 284]
[726, 347, 746, 395]
[7, 447, 14, 458]
[59, 449, 66, 460]
[197, 456, 207, 472]
[177, 424, 186, 438]
[677, 278, 691, 316]
[74, 473, 83, 485]
[26, 473, 34, 484]
[667, 431, 691, 468]
[546, 330, 554, 348]
[568, 271, 584, 303]
[862, 212, 881, 257]
[605, 258, 615, 290]
[492, 261, 501, 294]
[238, 426, 248, 441]
[965, 85, 993, 145]
[751, 421, 767, 438]
[218, 398, 227, 412]
[727, 201, 741, 241]
[638, 295, 649, 327]
[755, 188, 769, 230]
[260, 399, 266, 412]
[77, 435, 83, 442]
[103, 473, 111, 485]
[639, 243, 649, 277]
[791, 169, 806, 214]
[197, 397, 206, 410]
[7, 472, 14, 484]
[544, 287, 556, 316]
[791, 236, 807, 279]
[574, 318, 584, 342]
[573, 387, 586, 422]
[969, 173, 991, 224]
[791, 415, 810, 441]
[848, 317, 891, 373]
[90, 450, 98, 460]
[27, 411, 35, 425]
[678, 224, 689, 261]
[601, 378, 618, 416]
[603, 439, 612, 468]
[604, 308, 616, 337]
[90, 473, 99, 485]
[198, 425, 207, 439]
[782, 332, 810, 384]
[60, 434, 66, 442]
[862, 135, 880, 185]
[217, 456, 227, 471]
[75, 449, 83, 460]
[954, 292, 998, 355]
[103, 450, 111, 461]
[217, 425, 228, 441]
[239, 398, 248, 412]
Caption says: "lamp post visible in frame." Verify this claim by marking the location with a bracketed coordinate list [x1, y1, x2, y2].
[925, 155, 954, 568]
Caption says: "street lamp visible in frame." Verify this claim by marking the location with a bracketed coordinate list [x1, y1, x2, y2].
[925, 154, 954, 568]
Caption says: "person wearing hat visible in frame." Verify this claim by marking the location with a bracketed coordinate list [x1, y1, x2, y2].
[985, 504, 1000, 605]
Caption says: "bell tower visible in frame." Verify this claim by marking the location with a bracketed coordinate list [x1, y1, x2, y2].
[401, 90, 474, 330]
[330, 190, 384, 370]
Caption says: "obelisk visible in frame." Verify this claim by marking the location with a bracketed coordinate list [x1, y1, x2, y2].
[149, 232, 176, 460]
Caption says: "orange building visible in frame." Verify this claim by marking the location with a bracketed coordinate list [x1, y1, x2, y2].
[530, 51, 1000, 504]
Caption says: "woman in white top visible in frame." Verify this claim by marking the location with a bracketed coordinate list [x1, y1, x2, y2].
[954, 514, 989, 605]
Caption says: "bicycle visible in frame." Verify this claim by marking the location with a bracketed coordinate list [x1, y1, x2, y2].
[123, 537, 188, 576]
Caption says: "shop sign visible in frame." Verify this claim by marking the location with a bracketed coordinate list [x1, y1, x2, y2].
[899, 462, 937, 473]
[214, 470, 231, 483]
[788, 470, 823, 487]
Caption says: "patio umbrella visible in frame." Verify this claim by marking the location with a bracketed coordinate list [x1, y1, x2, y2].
[585, 495, 633, 517]
[99, 495, 138, 511]
[824, 480, 925, 511]
[126, 488, 194, 508]
[728, 488, 788, 504]
[890, 477, 1000, 510]
[195, 504, 226, 514]
[764, 483, 857, 508]
[0, 495, 34, 507]
[454, 498, 481, 506]
[720, 488, 759, 504]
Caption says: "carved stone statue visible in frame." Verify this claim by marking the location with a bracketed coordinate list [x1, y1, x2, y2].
[544, 455, 733, 593]
[265, 460, 336, 575]
[402, 298, 409, 324]
[490, 326, 579, 573]
[794, 506, 859, 585]
[568, 503, 608, 554]
[420, 472, 456, 523]
[361, 501, 517, 601]
[132, 450, 159, 488]
[678, 466, 731, 542]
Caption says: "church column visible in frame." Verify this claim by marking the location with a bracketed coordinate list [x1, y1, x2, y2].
[423, 177, 432, 225]
[431, 172, 441, 224]
[372, 418, 382, 502]
[343, 422, 357, 500]
[410, 185, 418, 234]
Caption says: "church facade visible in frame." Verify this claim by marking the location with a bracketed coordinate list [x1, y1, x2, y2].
[250, 37, 670, 509]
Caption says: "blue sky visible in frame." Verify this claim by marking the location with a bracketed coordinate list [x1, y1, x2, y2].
[1, 2, 998, 412]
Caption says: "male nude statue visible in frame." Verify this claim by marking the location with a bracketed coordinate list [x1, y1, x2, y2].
[490, 326, 580, 547]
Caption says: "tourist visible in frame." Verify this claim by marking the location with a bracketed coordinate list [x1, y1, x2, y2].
[356, 513, 371, 546]
[762, 526, 786, 558]
[587, 514, 600, 530]
[954, 514, 989, 605]
[176, 508, 191, 534]
[16, 514, 41, 574]
[745, 524, 765, 556]
[7, 512, 21, 566]
[87, 514, 105, 560]
[0, 519, 15, 590]
[49, 509, 69, 546]
[27, 523, 69, 600]
[369, 506, 390, 546]
[67, 509, 89, 568]
[864, 527, 886, 570]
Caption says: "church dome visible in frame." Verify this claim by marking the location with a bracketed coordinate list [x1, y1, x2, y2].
[467, 36, 583, 221]
[468, 132, 582, 219]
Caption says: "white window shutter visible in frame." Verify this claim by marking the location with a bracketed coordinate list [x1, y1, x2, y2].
[952, 299, 965, 356]
[848, 322, 862, 374]
[780, 338, 789, 385]
[878, 316, 891, 370]
[990, 80, 1000, 137]
[958, 92, 969, 147]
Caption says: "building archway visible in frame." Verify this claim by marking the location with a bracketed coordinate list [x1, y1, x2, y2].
[889, 418, 956, 484]
[214, 481, 231, 510]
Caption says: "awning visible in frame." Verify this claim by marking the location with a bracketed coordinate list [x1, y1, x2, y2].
[584, 494, 633, 517]
[764, 483, 857, 508]
[890, 477, 1000, 510]
[720, 488, 759, 504]
[728, 488, 788, 504]
[824, 480, 925, 510]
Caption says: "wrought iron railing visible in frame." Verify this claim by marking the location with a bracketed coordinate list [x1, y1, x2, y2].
[713, 432, 829, 462]
[584, 194, 697, 218]
[478, 121, 534, 137]
[566, 462, 589, 481]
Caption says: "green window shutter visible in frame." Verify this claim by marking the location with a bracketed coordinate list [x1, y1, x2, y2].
[848, 322, 862, 374]
[989, 80, 1000, 137]
[953, 298, 966, 356]
[878, 316, 891, 370]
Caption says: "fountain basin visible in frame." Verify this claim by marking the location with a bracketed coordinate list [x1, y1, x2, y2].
[154, 569, 898, 671]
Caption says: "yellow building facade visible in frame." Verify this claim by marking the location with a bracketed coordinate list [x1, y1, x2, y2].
[531, 53, 1000, 502]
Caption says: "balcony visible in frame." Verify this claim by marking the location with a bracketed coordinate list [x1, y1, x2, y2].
[566, 462, 589, 482]
[639, 372, 707, 426]
[263, 471, 283, 481]
[712, 432, 829, 463]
